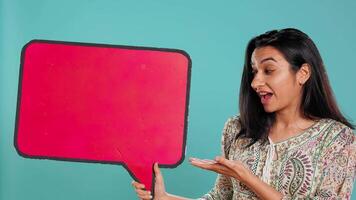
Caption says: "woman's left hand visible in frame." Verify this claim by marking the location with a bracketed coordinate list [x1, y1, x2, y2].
[190, 156, 284, 200]
[189, 156, 252, 182]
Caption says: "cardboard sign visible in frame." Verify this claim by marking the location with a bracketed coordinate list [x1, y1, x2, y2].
[15, 40, 191, 192]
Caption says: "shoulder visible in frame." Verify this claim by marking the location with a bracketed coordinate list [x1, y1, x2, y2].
[220, 115, 244, 155]
[321, 118, 355, 147]
[318, 119, 355, 162]
[223, 115, 241, 131]
[221, 115, 241, 141]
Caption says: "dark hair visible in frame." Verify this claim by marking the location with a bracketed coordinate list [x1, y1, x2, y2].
[238, 28, 354, 146]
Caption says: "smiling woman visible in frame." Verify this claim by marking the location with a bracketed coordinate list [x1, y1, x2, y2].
[132, 28, 356, 200]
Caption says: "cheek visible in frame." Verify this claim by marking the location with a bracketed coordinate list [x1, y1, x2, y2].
[269, 74, 298, 97]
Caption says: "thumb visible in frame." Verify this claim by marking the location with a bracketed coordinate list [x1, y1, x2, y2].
[154, 162, 164, 184]
[153, 162, 166, 198]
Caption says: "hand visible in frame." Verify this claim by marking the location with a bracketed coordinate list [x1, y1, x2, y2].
[190, 157, 283, 200]
[132, 163, 169, 200]
[189, 156, 252, 182]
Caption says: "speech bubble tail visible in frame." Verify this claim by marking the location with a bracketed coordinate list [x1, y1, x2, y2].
[125, 161, 155, 193]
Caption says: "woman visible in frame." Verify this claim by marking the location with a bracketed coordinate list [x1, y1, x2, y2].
[132, 28, 356, 199]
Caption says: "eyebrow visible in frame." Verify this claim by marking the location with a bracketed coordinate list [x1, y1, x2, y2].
[251, 57, 278, 66]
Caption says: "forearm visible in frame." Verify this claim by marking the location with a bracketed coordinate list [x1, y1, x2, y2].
[165, 193, 191, 200]
[242, 173, 283, 200]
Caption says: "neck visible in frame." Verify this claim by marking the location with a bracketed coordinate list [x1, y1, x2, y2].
[269, 108, 316, 142]
[274, 109, 304, 128]
[274, 94, 305, 128]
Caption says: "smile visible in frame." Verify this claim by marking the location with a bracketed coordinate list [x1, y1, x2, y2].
[259, 92, 273, 104]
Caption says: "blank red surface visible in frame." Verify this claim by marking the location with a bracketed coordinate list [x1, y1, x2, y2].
[16, 41, 191, 191]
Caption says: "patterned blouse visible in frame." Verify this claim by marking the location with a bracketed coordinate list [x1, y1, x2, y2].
[200, 116, 356, 200]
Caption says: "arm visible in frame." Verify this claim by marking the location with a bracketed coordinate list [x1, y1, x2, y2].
[191, 156, 283, 200]
[132, 116, 238, 200]
[235, 165, 283, 200]
[197, 117, 238, 200]
[132, 163, 190, 200]
[190, 116, 283, 200]
[163, 117, 239, 200]
[132, 161, 232, 200]
[313, 127, 356, 199]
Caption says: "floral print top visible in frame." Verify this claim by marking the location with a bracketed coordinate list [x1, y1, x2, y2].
[200, 116, 356, 200]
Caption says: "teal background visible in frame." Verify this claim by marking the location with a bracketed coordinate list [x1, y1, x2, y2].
[1, 0, 355, 199]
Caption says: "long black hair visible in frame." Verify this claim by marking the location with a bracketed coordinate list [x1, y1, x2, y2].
[238, 28, 354, 146]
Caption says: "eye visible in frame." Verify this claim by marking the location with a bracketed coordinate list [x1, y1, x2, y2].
[265, 69, 274, 74]
[251, 70, 257, 76]
[251, 68, 257, 74]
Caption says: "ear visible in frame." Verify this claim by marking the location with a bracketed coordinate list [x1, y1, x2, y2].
[297, 63, 311, 85]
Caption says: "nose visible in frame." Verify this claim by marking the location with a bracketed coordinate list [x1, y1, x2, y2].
[251, 72, 265, 91]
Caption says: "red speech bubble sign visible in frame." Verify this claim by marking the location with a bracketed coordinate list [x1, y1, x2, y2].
[14, 40, 191, 193]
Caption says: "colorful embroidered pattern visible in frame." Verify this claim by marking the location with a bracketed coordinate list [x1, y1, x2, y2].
[200, 116, 356, 200]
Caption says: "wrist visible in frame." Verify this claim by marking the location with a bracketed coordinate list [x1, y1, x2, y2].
[165, 193, 188, 200]
[240, 173, 283, 200]
[160, 192, 170, 200]
[238, 167, 255, 184]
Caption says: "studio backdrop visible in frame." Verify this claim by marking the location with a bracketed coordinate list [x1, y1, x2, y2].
[1, 0, 355, 199]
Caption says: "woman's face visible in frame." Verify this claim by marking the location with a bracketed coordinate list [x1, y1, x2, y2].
[250, 46, 303, 113]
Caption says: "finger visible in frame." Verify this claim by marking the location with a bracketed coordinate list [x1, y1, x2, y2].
[135, 188, 151, 196]
[190, 160, 217, 169]
[154, 162, 163, 183]
[215, 156, 248, 178]
[190, 159, 222, 169]
[189, 157, 217, 163]
[190, 159, 236, 176]
[201, 159, 218, 164]
[215, 156, 237, 169]
[193, 165, 235, 178]
[189, 160, 210, 169]
[216, 168, 236, 177]
[154, 163, 161, 176]
[135, 189, 152, 200]
[132, 181, 146, 190]
[190, 160, 227, 172]
[137, 193, 153, 200]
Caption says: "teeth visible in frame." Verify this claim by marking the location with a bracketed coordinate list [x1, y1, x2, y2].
[258, 92, 272, 97]
[258, 92, 268, 96]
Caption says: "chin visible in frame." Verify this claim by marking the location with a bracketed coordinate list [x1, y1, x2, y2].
[263, 106, 276, 113]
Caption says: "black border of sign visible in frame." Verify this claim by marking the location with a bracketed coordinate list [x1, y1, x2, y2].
[14, 39, 192, 196]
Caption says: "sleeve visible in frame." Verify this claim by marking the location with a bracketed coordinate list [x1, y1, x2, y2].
[198, 116, 241, 200]
[312, 127, 356, 199]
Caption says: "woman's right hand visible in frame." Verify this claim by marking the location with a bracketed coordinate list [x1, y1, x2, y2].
[132, 163, 168, 200]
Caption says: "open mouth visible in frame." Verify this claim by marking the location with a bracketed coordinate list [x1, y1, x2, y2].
[259, 92, 273, 104]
